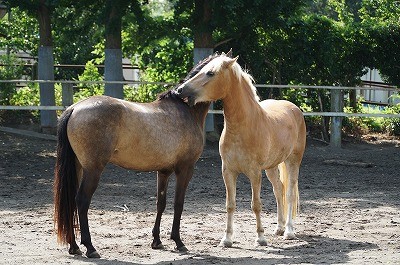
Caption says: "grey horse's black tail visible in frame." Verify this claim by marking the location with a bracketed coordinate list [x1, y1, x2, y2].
[53, 108, 79, 245]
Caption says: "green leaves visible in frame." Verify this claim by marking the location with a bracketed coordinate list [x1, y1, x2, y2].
[0, 7, 38, 54]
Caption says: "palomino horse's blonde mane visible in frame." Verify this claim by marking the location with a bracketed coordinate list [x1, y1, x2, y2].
[228, 60, 260, 103]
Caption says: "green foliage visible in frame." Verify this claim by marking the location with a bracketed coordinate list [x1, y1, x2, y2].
[382, 103, 400, 136]
[359, 0, 400, 85]
[122, 2, 193, 102]
[74, 61, 104, 102]
[3, 0, 400, 138]
[343, 101, 400, 136]
[0, 7, 38, 55]
[10, 82, 62, 107]
[7, 82, 62, 123]
[0, 55, 24, 105]
[9, 82, 40, 106]
[52, 4, 104, 79]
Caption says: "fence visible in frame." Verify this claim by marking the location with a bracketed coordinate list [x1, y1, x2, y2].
[0, 80, 399, 147]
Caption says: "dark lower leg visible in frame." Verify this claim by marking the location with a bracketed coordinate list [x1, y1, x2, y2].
[76, 173, 101, 258]
[171, 166, 193, 251]
[152, 171, 171, 249]
[171, 201, 185, 250]
[68, 235, 82, 255]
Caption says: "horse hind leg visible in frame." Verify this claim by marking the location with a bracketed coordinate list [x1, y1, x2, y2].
[66, 160, 83, 256]
[265, 167, 286, 236]
[248, 171, 267, 246]
[76, 166, 103, 258]
[281, 161, 300, 240]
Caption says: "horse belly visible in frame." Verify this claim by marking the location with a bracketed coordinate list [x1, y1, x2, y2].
[109, 127, 200, 171]
[109, 144, 177, 171]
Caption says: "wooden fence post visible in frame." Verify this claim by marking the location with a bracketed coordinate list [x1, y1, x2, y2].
[62, 83, 73, 106]
[330, 89, 343, 148]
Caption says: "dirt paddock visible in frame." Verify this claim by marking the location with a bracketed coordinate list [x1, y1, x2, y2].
[0, 131, 399, 264]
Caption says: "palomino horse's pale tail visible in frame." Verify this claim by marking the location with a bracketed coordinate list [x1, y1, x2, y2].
[176, 52, 306, 247]
[278, 162, 299, 219]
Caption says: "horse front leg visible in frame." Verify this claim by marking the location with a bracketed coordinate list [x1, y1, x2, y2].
[76, 169, 101, 258]
[170, 165, 194, 252]
[219, 165, 238, 247]
[151, 170, 172, 249]
[248, 171, 267, 246]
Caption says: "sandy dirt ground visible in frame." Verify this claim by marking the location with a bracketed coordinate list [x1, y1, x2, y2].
[0, 131, 399, 264]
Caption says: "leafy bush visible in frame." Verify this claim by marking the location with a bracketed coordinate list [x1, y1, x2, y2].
[74, 60, 104, 102]
[343, 101, 400, 136]
[382, 103, 400, 135]
[0, 55, 24, 105]
[8, 82, 63, 122]
[10, 82, 40, 106]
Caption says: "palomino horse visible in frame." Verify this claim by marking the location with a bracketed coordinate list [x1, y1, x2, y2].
[176, 54, 306, 247]
[54, 55, 219, 258]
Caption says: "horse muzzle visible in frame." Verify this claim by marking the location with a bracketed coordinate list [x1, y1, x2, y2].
[176, 84, 197, 107]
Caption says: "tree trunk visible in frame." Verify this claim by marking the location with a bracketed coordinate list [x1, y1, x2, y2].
[194, 0, 214, 132]
[104, 0, 124, 99]
[194, 0, 213, 48]
[317, 90, 330, 142]
[349, 89, 357, 109]
[38, 0, 57, 134]
[330, 89, 343, 148]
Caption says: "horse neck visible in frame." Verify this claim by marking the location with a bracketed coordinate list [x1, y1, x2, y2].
[222, 75, 261, 130]
[191, 101, 211, 130]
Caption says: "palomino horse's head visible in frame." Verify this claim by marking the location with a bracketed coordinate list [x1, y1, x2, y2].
[176, 54, 239, 106]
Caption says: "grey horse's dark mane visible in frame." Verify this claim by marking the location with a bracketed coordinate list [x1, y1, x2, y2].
[157, 53, 221, 101]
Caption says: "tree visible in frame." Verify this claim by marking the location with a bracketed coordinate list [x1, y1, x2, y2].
[193, 0, 214, 131]
[0, 6, 38, 55]
[37, 0, 57, 133]
[359, 0, 400, 86]
[52, 3, 103, 79]
[103, 0, 129, 99]
[5, 0, 58, 133]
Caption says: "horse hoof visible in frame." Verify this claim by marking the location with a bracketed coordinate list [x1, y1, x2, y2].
[274, 228, 285, 236]
[152, 243, 165, 250]
[176, 245, 188, 252]
[86, 250, 101, 258]
[219, 239, 233, 248]
[283, 232, 296, 240]
[69, 247, 82, 255]
[256, 238, 268, 246]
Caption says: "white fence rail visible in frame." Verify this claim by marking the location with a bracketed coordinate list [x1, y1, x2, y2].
[1, 80, 399, 147]
[1, 79, 399, 112]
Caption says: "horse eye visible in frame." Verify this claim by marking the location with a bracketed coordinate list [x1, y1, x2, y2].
[206, 71, 214, 77]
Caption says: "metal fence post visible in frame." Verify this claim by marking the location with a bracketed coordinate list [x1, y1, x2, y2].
[330, 88, 343, 148]
[62, 83, 73, 107]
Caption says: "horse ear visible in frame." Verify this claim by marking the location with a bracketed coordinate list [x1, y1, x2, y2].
[226, 48, 233, 58]
[223, 56, 238, 68]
